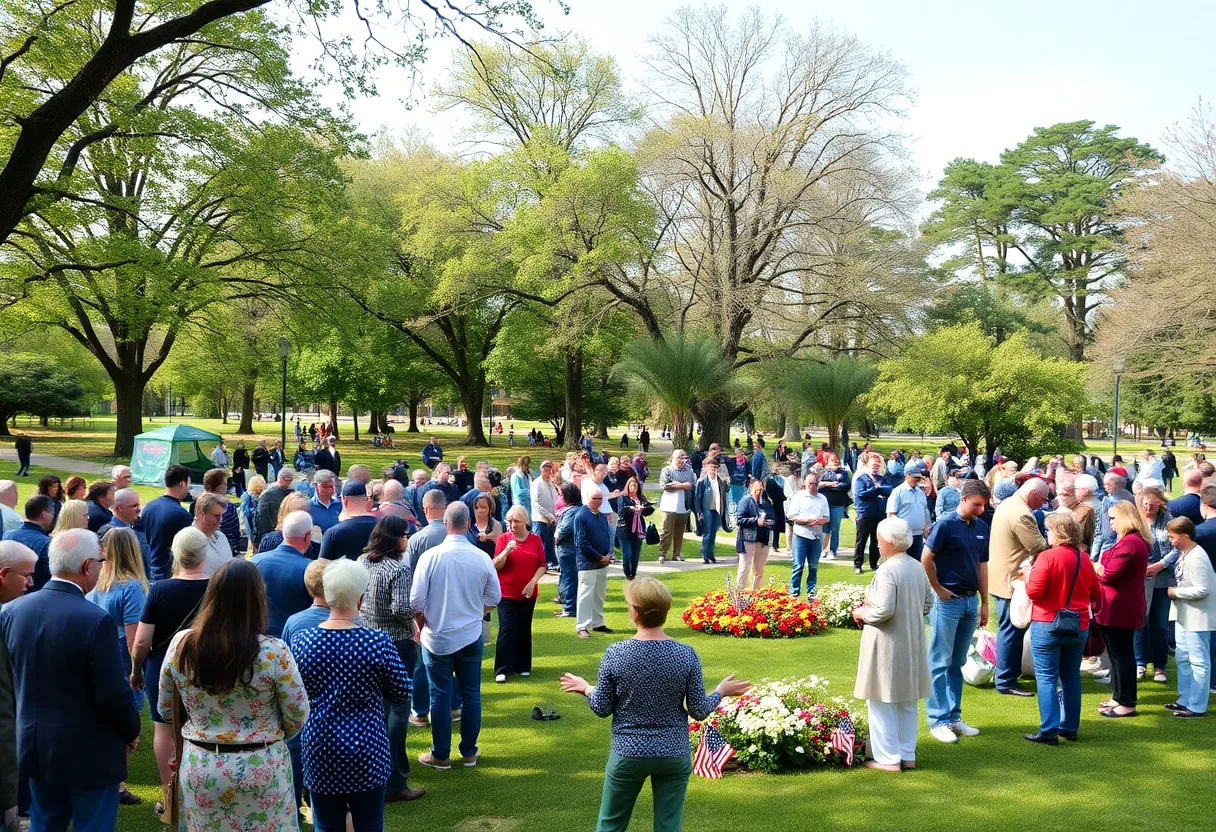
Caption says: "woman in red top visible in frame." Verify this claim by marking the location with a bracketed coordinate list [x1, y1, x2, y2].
[492, 505, 549, 683]
[1094, 501, 1151, 717]
[1023, 513, 1102, 743]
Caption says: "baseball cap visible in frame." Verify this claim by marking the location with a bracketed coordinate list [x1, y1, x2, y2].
[341, 480, 368, 498]
[905, 461, 929, 478]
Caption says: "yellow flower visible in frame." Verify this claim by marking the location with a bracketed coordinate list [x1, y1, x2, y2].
[757, 623, 769, 631]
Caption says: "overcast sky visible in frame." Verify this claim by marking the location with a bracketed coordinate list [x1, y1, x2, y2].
[305, 0, 1215, 199]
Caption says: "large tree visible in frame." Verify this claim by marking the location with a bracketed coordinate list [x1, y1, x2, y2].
[637, 6, 918, 446]
[0, 0, 557, 251]
[0, 353, 87, 433]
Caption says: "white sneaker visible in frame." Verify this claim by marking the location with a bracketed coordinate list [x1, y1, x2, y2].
[494, 674, 506, 683]
[519, 671, 530, 677]
[930, 724, 959, 744]
[949, 720, 980, 737]
[1094, 673, 1111, 685]
[1079, 657, 1101, 674]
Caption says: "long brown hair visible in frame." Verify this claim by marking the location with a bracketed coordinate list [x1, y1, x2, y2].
[176, 560, 267, 694]
[364, 515, 410, 563]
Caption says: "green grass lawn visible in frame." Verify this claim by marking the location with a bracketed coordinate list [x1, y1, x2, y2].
[106, 552, 1213, 832]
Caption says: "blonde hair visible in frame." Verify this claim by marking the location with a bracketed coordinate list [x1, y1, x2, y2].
[303, 558, 331, 598]
[1045, 513, 1082, 549]
[1110, 500, 1151, 545]
[97, 527, 149, 592]
[51, 500, 89, 537]
[171, 526, 208, 572]
[276, 493, 310, 530]
[625, 577, 672, 628]
[194, 492, 228, 519]
[246, 475, 266, 497]
[504, 505, 530, 527]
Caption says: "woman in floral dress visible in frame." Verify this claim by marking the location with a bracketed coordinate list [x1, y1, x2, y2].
[159, 559, 309, 831]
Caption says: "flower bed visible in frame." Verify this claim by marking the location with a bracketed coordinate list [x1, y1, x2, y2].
[816, 582, 867, 629]
[689, 676, 867, 773]
[683, 585, 826, 638]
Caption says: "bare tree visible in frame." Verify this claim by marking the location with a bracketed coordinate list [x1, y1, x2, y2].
[636, 6, 917, 445]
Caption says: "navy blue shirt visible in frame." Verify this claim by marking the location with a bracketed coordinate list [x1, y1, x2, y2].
[251, 544, 313, 638]
[1195, 519, 1216, 567]
[1167, 493, 1203, 526]
[308, 497, 342, 533]
[141, 495, 192, 581]
[574, 506, 611, 571]
[924, 510, 990, 595]
[319, 515, 379, 561]
[853, 473, 892, 518]
[4, 522, 51, 590]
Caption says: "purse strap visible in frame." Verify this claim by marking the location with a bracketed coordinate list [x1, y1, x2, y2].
[1062, 547, 1082, 608]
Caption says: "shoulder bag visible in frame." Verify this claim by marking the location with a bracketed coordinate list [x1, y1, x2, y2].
[164, 680, 185, 826]
[1048, 548, 1083, 637]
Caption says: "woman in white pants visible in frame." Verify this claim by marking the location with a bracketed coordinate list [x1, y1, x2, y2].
[734, 479, 773, 591]
[1165, 517, 1215, 717]
[852, 517, 934, 771]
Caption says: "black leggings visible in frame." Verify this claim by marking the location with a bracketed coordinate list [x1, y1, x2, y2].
[854, 515, 881, 570]
[1105, 625, 1138, 707]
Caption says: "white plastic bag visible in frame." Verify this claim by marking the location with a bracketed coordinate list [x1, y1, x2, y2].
[962, 631, 996, 687]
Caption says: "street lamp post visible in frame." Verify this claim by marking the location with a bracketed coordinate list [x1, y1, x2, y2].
[1112, 357, 1126, 460]
[278, 337, 290, 449]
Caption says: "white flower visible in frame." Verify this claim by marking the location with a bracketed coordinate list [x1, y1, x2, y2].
[795, 746, 805, 754]
[748, 744, 758, 753]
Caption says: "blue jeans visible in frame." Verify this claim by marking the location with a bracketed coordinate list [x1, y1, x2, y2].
[994, 596, 1027, 691]
[790, 535, 822, 597]
[16, 458, 30, 476]
[559, 551, 578, 615]
[906, 535, 924, 562]
[423, 638, 484, 760]
[532, 521, 557, 567]
[699, 511, 722, 562]
[926, 594, 979, 727]
[1175, 625, 1211, 714]
[826, 505, 845, 554]
[386, 639, 416, 793]
[287, 732, 305, 825]
[311, 785, 386, 832]
[1029, 621, 1087, 737]
[729, 484, 745, 515]
[29, 779, 118, 832]
[1134, 586, 1171, 670]
[620, 535, 642, 578]
[412, 652, 461, 719]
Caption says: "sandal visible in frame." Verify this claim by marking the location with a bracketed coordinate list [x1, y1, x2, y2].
[531, 706, 562, 721]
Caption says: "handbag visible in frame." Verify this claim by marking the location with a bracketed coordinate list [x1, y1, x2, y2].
[1048, 548, 1083, 637]
[645, 522, 659, 546]
[164, 680, 185, 826]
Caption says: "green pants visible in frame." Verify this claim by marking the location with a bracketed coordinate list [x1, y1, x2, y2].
[596, 752, 692, 832]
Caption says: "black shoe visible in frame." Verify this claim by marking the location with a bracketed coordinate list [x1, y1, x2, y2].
[1175, 709, 1206, 719]
[1022, 732, 1059, 745]
[1165, 702, 1187, 711]
[997, 687, 1035, 698]
[592, 626, 614, 633]
[119, 789, 143, 805]
[1058, 732, 1078, 742]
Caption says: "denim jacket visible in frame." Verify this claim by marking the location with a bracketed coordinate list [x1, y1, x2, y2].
[555, 506, 579, 560]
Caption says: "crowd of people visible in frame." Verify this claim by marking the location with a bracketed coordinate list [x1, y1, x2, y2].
[0, 429, 1214, 830]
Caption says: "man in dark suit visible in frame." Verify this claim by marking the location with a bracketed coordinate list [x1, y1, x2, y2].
[314, 436, 341, 476]
[0, 528, 140, 831]
[0, 541, 38, 828]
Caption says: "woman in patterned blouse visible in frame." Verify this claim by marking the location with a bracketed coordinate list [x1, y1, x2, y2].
[293, 559, 412, 831]
[561, 578, 751, 832]
[158, 559, 309, 832]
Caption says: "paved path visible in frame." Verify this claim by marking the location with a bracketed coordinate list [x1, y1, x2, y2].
[0, 449, 112, 477]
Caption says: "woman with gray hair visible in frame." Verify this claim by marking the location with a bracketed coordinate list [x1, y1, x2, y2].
[852, 517, 934, 771]
[293, 558, 412, 830]
[129, 525, 211, 816]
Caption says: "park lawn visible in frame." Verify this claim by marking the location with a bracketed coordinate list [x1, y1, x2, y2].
[112, 554, 1214, 832]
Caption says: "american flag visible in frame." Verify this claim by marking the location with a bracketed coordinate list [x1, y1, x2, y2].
[829, 716, 856, 766]
[692, 723, 735, 779]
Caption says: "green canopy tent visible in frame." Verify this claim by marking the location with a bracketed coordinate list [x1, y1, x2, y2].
[130, 424, 223, 486]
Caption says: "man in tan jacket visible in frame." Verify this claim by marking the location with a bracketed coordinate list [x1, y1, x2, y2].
[989, 479, 1049, 695]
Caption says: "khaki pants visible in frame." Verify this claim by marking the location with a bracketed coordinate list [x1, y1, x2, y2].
[659, 512, 688, 558]
[737, 541, 770, 590]
[576, 568, 608, 632]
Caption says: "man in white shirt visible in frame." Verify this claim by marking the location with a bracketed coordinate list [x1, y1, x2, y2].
[0, 481, 21, 534]
[192, 492, 233, 577]
[530, 460, 560, 568]
[410, 502, 501, 771]
[787, 473, 830, 597]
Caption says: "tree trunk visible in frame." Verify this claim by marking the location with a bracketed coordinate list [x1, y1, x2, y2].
[562, 347, 583, 450]
[460, 384, 489, 446]
[367, 410, 379, 435]
[39, 415, 49, 427]
[782, 407, 801, 442]
[351, 407, 360, 442]
[328, 398, 340, 439]
[407, 398, 420, 433]
[826, 420, 843, 453]
[595, 417, 609, 441]
[221, 394, 229, 425]
[693, 393, 743, 451]
[0, 409, 12, 436]
[238, 383, 255, 434]
[113, 374, 146, 457]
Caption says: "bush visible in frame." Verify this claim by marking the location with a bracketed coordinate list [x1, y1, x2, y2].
[683, 584, 826, 638]
[689, 675, 867, 773]
[816, 582, 867, 629]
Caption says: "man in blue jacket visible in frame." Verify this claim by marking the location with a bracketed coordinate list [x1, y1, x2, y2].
[1, 528, 140, 831]
[573, 490, 612, 639]
[3, 495, 55, 591]
[750, 438, 771, 482]
[251, 510, 314, 638]
[853, 453, 892, 574]
[421, 436, 444, 469]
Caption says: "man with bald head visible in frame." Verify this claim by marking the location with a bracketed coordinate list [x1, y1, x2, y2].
[1167, 469, 1205, 525]
[0, 481, 20, 534]
[988, 478, 1049, 696]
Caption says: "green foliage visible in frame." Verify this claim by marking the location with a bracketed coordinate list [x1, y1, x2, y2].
[866, 323, 1088, 456]
[613, 333, 735, 449]
[0, 353, 88, 429]
[784, 357, 877, 451]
